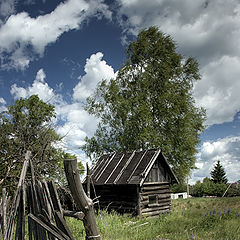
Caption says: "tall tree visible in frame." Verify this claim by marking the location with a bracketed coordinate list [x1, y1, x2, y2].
[0, 95, 76, 193]
[83, 27, 206, 182]
[210, 160, 228, 184]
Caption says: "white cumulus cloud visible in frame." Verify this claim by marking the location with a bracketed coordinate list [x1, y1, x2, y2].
[194, 56, 240, 125]
[0, 97, 7, 112]
[116, 0, 240, 126]
[0, 0, 111, 70]
[73, 52, 116, 101]
[8, 66, 99, 161]
[190, 136, 240, 184]
[10, 68, 58, 103]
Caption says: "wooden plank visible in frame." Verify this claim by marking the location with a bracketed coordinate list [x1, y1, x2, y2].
[15, 185, 26, 240]
[142, 185, 170, 191]
[142, 208, 170, 217]
[141, 204, 170, 214]
[42, 181, 55, 221]
[1, 188, 7, 239]
[41, 181, 58, 240]
[6, 151, 31, 240]
[86, 163, 91, 197]
[54, 211, 75, 240]
[28, 182, 48, 240]
[140, 189, 170, 196]
[47, 181, 63, 216]
[28, 214, 70, 240]
[140, 196, 171, 206]
[142, 182, 169, 186]
[140, 193, 170, 201]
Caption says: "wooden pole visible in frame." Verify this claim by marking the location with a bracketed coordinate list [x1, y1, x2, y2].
[86, 163, 91, 198]
[1, 188, 7, 240]
[64, 159, 100, 240]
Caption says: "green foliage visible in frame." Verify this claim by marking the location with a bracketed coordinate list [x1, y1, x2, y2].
[67, 197, 240, 240]
[83, 27, 206, 181]
[171, 183, 187, 193]
[210, 160, 228, 184]
[225, 184, 240, 197]
[191, 180, 204, 197]
[0, 95, 75, 193]
[191, 178, 231, 197]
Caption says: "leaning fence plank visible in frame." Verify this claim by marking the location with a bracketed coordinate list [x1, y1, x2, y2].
[6, 151, 31, 240]
[54, 211, 75, 240]
[1, 188, 8, 240]
[15, 185, 26, 240]
[31, 181, 48, 240]
[28, 214, 70, 240]
[42, 181, 54, 220]
[47, 181, 63, 215]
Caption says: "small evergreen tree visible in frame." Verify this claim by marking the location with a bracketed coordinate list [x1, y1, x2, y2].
[210, 160, 228, 184]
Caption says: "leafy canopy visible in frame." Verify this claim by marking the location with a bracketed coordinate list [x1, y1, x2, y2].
[210, 160, 228, 184]
[0, 95, 80, 193]
[83, 27, 206, 182]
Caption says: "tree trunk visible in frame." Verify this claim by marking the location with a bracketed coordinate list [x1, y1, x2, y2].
[64, 159, 100, 240]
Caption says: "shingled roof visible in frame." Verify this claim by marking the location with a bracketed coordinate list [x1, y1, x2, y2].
[90, 149, 178, 186]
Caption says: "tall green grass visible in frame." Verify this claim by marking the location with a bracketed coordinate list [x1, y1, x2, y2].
[66, 197, 240, 240]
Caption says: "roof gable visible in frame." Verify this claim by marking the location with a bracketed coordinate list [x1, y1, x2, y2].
[90, 149, 178, 185]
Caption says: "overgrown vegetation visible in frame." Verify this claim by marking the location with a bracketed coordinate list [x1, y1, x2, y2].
[67, 197, 240, 240]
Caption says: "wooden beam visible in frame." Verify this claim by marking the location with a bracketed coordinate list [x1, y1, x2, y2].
[142, 182, 169, 186]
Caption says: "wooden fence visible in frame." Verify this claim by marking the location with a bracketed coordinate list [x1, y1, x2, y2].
[0, 152, 84, 240]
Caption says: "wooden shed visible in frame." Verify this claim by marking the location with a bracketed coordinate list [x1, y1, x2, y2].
[86, 149, 178, 218]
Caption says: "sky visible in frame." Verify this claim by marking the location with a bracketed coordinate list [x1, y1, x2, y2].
[0, 0, 240, 184]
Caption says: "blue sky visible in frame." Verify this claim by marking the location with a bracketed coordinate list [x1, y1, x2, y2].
[0, 0, 240, 184]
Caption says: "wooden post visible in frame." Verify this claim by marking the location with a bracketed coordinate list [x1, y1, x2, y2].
[1, 188, 7, 240]
[86, 163, 91, 198]
[64, 159, 100, 240]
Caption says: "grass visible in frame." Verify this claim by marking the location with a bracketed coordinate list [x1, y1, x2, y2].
[66, 197, 240, 240]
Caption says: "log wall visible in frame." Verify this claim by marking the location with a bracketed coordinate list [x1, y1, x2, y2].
[139, 182, 171, 218]
[88, 184, 139, 215]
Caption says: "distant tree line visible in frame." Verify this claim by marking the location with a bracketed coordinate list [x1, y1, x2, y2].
[171, 161, 240, 197]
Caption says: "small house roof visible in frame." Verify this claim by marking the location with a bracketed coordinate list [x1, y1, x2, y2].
[89, 149, 178, 186]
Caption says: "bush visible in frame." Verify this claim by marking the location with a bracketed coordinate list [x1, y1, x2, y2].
[213, 183, 227, 197]
[225, 184, 240, 197]
[171, 183, 187, 193]
[191, 180, 204, 197]
[191, 178, 230, 197]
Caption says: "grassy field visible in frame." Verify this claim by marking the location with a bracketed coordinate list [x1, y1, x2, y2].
[66, 197, 240, 240]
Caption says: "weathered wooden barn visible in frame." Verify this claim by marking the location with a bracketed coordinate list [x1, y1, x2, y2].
[86, 149, 178, 218]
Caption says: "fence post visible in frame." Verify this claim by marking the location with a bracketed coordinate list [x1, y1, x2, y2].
[64, 159, 100, 240]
